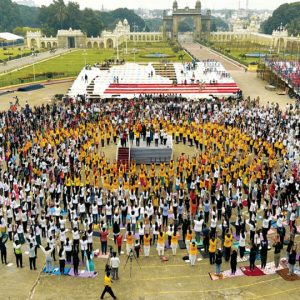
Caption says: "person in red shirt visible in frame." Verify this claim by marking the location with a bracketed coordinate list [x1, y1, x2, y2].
[100, 228, 109, 255]
[116, 234, 123, 255]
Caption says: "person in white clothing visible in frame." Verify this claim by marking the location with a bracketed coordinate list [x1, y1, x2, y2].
[110, 252, 120, 280]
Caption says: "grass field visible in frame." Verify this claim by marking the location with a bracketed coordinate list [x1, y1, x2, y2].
[0, 46, 34, 61]
[0, 42, 190, 88]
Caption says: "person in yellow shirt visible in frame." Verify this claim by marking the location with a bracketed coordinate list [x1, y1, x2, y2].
[156, 231, 165, 256]
[100, 271, 117, 300]
[209, 236, 217, 265]
[223, 230, 233, 262]
[189, 241, 198, 266]
[185, 229, 193, 253]
[171, 232, 178, 255]
[126, 232, 134, 256]
[143, 233, 151, 257]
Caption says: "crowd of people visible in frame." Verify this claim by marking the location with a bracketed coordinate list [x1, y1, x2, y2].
[0, 94, 299, 288]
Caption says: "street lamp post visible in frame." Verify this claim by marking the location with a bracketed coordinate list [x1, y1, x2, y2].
[116, 36, 120, 61]
[32, 51, 36, 81]
[82, 50, 88, 66]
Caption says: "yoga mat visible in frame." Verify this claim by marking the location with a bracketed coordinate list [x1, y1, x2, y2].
[209, 272, 224, 280]
[222, 268, 244, 279]
[240, 266, 265, 276]
[68, 268, 98, 278]
[276, 268, 300, 281]
[258, 261, 283, 275]
[237, 256, 249, 263]
[42, 266, 71, 275]
[6, 263, 13, 267]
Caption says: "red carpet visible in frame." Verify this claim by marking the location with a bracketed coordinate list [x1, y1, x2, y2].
[103, 83, 239, 95]
[240, 266, 266, 276]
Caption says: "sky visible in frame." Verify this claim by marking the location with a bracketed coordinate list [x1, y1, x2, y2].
[33, 0, 297, 11]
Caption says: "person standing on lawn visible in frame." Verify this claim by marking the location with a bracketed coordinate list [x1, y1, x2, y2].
[215, 249, 223, 276]
[230, 250, 237, 275]
[288, 245, 297, 276]
[223, 229, 233, 262]
[100, 271, 117, 300]
[249, 244, 257, 271]
[272, 235, 282, 269]
[189, 241, 197, 266]
[110, 252, 120, 280]
[209, 236, 217, 265]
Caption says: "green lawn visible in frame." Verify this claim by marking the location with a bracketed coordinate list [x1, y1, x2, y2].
[0, 46, 33, 62]
[0, 42, 190, 87]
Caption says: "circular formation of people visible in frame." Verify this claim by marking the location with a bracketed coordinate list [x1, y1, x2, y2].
[0, 94, 300, 299]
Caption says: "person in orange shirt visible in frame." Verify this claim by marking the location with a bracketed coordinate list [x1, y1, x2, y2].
[156, 231, 165, 256]
[189, 241, 198, 266]
[143, 233, 151, 257]
[171, 232, 178, 255]
[126, 231, 134, 256]
[185, 229, 193, 253]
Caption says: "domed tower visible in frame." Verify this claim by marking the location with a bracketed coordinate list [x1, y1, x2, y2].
[195, 0, 201, 11]
[173, 0, 178, 11]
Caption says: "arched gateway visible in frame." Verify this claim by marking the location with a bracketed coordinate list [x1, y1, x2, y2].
[163, 1, 211, 42]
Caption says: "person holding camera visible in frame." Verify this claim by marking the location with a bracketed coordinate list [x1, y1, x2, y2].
[110, 252, 120, 280]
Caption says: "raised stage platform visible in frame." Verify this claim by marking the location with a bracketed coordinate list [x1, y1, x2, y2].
[68, 62, 240, 100]
[117, 136, 173, 165]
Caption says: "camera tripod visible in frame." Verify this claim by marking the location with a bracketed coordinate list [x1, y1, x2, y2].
[124, 249, 141, 278]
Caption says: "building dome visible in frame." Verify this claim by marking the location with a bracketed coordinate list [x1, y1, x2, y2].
[173, 0, 178, 10]
[123, 19, 128, 26]
[196, 0, 201, 10]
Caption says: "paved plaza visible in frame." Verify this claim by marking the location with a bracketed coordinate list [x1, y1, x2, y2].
[0, 43, 299, 300]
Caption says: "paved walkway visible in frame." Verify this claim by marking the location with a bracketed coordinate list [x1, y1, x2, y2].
[0, 82, 71, 110]
[0, 49, 73, 74]
[184, 43, 294, 109]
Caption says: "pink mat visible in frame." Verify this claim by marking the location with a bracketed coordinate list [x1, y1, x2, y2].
[68, 268, 98, 278]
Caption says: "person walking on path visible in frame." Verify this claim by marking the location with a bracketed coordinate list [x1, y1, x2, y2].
[100, 271, 117, 300]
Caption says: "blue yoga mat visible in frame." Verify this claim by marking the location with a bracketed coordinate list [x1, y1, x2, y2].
[42, 266, 71, 275]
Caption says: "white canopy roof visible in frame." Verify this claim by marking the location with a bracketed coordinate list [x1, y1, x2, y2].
[0, 32, 24, 41]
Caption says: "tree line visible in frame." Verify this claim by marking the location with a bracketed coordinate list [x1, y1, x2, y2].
[261, 2, 300, 36]
[0, 0, 147, 37]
